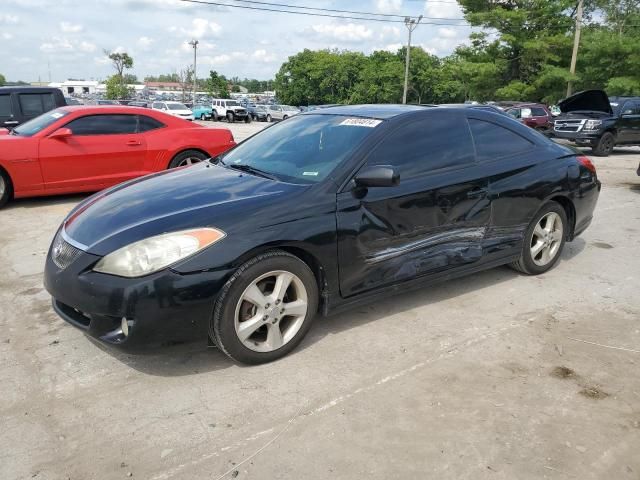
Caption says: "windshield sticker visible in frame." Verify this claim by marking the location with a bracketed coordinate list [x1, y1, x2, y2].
[50, 112, 64, 119]
[339, 118, 382, 128]
[303, 171, 319, 176]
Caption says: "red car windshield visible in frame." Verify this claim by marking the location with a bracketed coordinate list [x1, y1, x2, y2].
[13, 109, 71, 136]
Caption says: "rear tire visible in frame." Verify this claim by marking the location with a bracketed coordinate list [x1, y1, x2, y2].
[168, 150, 208, 168]
[200, 114, 206, 121]
[592, 131, 615, 157]
[210, 250, 318, 364]
[510, 202, 567, 275]
[0, 170, 12, 209]
[244, 115, 252, 123]
[266, 114, 272, 123]
[212, 111, 218, 122]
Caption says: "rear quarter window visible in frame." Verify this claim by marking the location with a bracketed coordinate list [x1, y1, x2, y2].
[469, 118, 534, 163]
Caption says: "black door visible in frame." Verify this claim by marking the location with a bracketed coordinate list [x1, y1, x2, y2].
[336, 110, 491, 297]
[617, 101, 640, 144]
[0, 93, 18, 129]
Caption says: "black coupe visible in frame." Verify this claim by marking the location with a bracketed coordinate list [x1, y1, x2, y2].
[44, 105, 601, 364]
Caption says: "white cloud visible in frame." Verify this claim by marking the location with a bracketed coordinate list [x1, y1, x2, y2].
[305, 23, 373, 43]
[424, 0, 464, 19]
[252, 49, 277, 63]
[212, 54, 231, 64]
[376, 0, 402, 14]
[0, 14, 18, 24]
[60, 21, 83, 33]
[379, 25, 401, 41]
[40, 37, 74, 53]
[2, 32, 14, 40]
[170, 18, 222, 39]
[79, 41, 96, 52]
[137, 36, 154, 50]
[438, 27, 458, 39]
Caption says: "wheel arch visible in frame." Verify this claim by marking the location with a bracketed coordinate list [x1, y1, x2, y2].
[547, 195, 576, 240]
[0, 164, 14, 199]
[167, 148, 212, 169]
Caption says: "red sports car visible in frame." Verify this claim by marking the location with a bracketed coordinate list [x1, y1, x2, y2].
[0, 106, 236, 208]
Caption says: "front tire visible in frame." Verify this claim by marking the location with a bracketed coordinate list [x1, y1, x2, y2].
[510, 202, 567, 275]
[200, 114, 206, 121]
[0, 170, 12, 209]
[592, 131, 615, 157]
[227, 112, 234, 123]
[210, 250, 318, 364]
[244, 115, 252, 124]
[266, 114, 272, 123]
[168, 150, 208, 168]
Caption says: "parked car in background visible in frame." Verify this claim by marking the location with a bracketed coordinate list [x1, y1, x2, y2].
[247, 104, 269, 121]
[553, 90, 640, 156]
[550, 105, 561, 116]
[266, 104, 300, 122]
[192, 103, 214, 121]
[506, 103, 554, 134]
[151, 101, 194, 121]
[42, 105, 599, 363]
[127, 101, 150, 108]
[439, 103, 510, 116]
[211, 99, 251, 123]
[0, 87, 67, 129]
[93, 100, 121, 105]
[64, 97, 84, 106]
[0, 106, 235, 208]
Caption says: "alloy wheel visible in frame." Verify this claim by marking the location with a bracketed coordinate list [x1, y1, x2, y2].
[0, 176, 5, 198]
[177, 157, 203, 167]
[530, 212, 563, 266]
[234, 270, 308, 352]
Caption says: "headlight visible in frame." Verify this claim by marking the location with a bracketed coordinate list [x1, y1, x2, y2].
[584, 120, 602, 130]
[93, 228, 225, 278]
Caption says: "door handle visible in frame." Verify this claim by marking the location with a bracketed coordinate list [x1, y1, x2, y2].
[467, 187, 488, 199]
[126, 140, 142, 146]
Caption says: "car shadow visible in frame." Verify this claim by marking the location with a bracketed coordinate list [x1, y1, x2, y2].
[561, 237, 586, 261]
[5, 193, 88, 210]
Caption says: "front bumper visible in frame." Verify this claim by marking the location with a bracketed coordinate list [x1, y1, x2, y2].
[552, 129, 602, 144]
[43, 246, 231, 350]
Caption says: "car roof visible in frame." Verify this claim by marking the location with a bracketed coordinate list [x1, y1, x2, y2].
[302, 104, 427, 119]
[58, 105, 163, 114]
[0, 86, 62, 94]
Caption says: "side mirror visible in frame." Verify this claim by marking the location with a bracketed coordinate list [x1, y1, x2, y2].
[49, 128, 72, 140]
[354, 166, 400, 188]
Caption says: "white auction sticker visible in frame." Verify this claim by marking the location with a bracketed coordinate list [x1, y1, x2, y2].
[50, 112, 64, 119]
[339, 118, 382, 128]
[303, 171, 319, 176]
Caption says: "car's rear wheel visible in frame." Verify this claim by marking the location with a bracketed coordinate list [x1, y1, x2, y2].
[283, 115, 288, 120]
[592, 131, 615, 156]
[210, 250, 318, 364]
[511, 202, 567, 275]
[200, 113, 206, 121]
[168, 150, 208, 168]
[244, 115, 252, 123]
[227, 112, 234, 123]
[0, 170, 12, 209]
[266, 114, 272, 122]
[212, 111, 218, 121]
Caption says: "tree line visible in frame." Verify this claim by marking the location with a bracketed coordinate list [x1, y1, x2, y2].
[274, 0, 640, 106]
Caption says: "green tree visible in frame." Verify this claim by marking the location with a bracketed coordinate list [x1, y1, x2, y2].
[0, 73, 5, 86]
[206, 70, 229, 98]
[105, 50, 134, 94]
[105, 75, 132, 99]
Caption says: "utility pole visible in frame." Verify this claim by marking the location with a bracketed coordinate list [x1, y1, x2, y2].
[403, 15, 422, 105]
[188, 39, 199, 103]
[567, 0, 583, 97]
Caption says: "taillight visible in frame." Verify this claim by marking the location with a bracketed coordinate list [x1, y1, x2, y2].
[577, 155, 596, 174]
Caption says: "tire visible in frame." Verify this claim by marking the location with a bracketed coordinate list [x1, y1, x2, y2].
[0, 170, 12, 209]
[210, 250, 319, 364]
[212, 111, 218, 122]
[200, 114, 206, 121]
[283, 115, 288, 120]
[266, 114, 272, 123]
[592, 131, 615, 157]
[168, 150, 208, 168]
[227, 112, 234, 123]
[510, 201, 568, 275]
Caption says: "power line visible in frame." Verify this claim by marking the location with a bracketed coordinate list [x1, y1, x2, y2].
[177, 0, 471, 26]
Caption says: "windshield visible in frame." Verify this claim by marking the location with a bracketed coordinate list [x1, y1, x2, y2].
[13, 109, 70, 136]
[168, 103, 189, 110]
[226, 101, 240, 107]
[219, 114, 381, 184]
[610, 102, 622, 115]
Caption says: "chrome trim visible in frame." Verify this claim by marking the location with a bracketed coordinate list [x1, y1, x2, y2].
[61, 228, 89, 251]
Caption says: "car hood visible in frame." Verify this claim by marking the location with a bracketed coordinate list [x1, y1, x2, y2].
[171, 110, 193, 115]
[558, 89, 612, 115]
[64, 163, 302, 256]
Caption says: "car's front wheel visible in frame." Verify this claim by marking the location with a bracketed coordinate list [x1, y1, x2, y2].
[266, 114, 272, 122]
[227, 112, 234, 123]
[592, 131, 615, 156]
[210, 250, 318, 364]
[0, 170, 12, 209]
[511, 201, 567, 275]
[244, 115, 252, 123]
[200, 113, 206, 121]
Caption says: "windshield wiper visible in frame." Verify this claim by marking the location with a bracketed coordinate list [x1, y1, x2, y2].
[226, 164, 279, 181]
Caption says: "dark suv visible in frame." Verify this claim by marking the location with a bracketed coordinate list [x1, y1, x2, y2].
[0, 87, 67, 129]
[553, 90, 640, 156]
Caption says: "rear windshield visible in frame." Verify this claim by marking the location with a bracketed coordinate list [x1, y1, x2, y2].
[13, 109, 70, 136]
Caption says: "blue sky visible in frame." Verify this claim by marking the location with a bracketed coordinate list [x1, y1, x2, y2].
[0, 0, 474, 82]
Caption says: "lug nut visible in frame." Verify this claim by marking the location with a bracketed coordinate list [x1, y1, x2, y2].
[275, 299, 280, 305]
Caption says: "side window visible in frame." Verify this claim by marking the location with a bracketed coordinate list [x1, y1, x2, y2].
[152, 102, 161, 109]
[507, 108, 520, 119]
[520, 107, 532, 118]
[41, 93, 56, 111]
[364, 113, 475, 177]
[19, 94, 46, 116]
[0, 94, 12, 118]
[531, 107, 547, 117]
[469, 118, 534, 162]
[65, 114, 138, 135]
[138, 115, 165, 132]
[621, 102, 640, 115]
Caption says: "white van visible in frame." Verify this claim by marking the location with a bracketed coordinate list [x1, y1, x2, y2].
[151, 101, 194, 121]
[211, 99, 251, 123]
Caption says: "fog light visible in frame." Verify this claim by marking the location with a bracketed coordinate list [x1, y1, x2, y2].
[121, 317, 131, 337]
